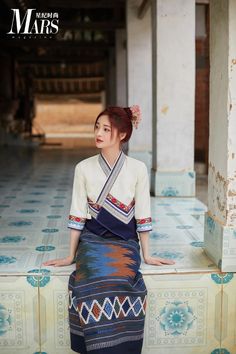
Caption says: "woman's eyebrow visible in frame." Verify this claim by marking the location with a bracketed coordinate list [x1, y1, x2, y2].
[96, 122, 111, 128]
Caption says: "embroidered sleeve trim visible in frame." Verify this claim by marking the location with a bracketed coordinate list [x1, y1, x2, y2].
[136, 217, 152, 232]
[68, 215, 86, 230]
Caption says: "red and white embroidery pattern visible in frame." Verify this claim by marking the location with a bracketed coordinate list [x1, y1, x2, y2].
[68, 215, 86, 230]
[136, 217, 152, 232]
[106, 194, 135, 212]
[87, 194, 135, 224]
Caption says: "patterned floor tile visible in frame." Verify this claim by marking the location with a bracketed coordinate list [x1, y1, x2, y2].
[0, 249, 44, 275]
[0, 230, 44, 248]
[0, 216, 51, 230]
[0, 275, 40, 354]
[221, 273, 236, 353]
[142, 273, 222, 354]
[38, 275, 75, 354]
[150, 227, 203, 245]
[147, 244, 214, 272]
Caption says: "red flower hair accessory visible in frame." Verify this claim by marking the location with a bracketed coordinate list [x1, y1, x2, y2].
[129, 105, 142, 129]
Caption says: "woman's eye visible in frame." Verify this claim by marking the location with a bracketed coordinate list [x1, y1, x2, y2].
[95, 125, 110, 132]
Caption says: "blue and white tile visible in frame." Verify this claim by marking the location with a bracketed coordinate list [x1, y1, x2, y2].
[176, 214, 205, 228]
[142, 273, 222, 354]
[40, 230, 72, 249]
[153, 216, 203, 231]
[0, 231, 44, 249]
[0, 205, 64, 217]
[151, 198, 207, 220]
[0, 205, 42, 217]
[148, 244, 215, 272]
[204, 213, 223, 270]
[0, 217, 49, 230]
[0, 249, 44, 275]
[152, 216, 181, 229]
[149, 227, 201, 245]
[0, 275, 40, 354]
[0, 196, 18, 203]
[152, 171, 196, 197]
[38, 275, 75, 354]
[221, 273, 236, 353]
[169, 202, 207, 215]
[152, 197, 204, 205]
[42, 216, 66, 229]
[222, 227, 236, 272]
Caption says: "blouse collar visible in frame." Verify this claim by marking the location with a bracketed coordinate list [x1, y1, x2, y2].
[98, 150, 125, 176]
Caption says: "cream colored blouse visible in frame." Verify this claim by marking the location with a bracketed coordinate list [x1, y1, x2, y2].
[68, 151, 152, 238]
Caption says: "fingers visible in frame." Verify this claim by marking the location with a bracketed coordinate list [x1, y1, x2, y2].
[145, 257, 175, 266]
[151, 261, 164, 266]
[42, 259, 64, 267]
[42, 259, 58, 266]
[42, 258, 73, 267]
[153, 257, 175, 265]
[159, 258, 175, 265]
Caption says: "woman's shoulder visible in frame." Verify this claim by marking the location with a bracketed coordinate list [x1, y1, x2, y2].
[75, 154, 99, 170]
[126, 155, 147, 171]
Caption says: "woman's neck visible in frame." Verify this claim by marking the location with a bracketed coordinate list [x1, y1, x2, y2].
[101, 148, 122, 168]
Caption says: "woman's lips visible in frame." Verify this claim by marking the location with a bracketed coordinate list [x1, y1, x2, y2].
[96, 139, 103, 143]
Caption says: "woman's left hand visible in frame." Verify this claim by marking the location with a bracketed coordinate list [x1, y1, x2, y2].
[144, 256, 175, 266]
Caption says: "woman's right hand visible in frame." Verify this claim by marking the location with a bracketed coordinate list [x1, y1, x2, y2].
[42, 255, 75, 267]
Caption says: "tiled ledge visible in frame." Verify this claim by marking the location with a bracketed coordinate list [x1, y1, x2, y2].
[0, 147, 234, 353]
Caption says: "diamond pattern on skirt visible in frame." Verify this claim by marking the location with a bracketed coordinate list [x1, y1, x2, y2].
[77, 295, 147, 325]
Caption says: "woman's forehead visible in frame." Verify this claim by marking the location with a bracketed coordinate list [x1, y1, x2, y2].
[97, 115, 111, 126]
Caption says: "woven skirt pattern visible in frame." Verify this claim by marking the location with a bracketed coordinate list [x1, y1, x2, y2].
[68, 227, 147, 354]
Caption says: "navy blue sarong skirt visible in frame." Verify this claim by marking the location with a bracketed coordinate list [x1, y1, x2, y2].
[68, 227, 147, 354]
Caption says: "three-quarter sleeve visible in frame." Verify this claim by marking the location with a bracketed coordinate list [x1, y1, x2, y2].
[134, 163, 152, 233]
[68, 162, 87, 231]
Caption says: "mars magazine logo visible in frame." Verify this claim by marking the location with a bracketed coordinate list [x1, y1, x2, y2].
[7, 9, 59, 38]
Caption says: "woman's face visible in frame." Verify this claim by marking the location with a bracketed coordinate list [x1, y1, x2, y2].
[94, 114, 121, 149]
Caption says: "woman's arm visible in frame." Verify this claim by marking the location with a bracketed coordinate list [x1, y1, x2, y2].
[69, 229, 81, 259]
[139, 231, 175, 266]
[42, 228, 81, 267]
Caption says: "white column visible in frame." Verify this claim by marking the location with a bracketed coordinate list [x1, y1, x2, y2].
[204, 0, 236, 271]
[116, 29, 127, 106]
[151, 0, 196, 197]
[126, 0, 152, 157]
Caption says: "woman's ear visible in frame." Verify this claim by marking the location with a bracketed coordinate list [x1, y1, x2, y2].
[120, 132, 126, 141]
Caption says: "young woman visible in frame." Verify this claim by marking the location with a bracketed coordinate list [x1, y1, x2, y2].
[43, 105, 174, 354]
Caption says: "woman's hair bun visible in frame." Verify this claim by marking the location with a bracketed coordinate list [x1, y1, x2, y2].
[124, 105, 142, 129]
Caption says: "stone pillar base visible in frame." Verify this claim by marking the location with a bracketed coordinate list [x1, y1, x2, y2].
[204, 212, 236, 272]
[151, 170, 196, 197]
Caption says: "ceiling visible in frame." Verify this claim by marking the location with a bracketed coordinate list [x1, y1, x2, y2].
[0, 0, 126, 100]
